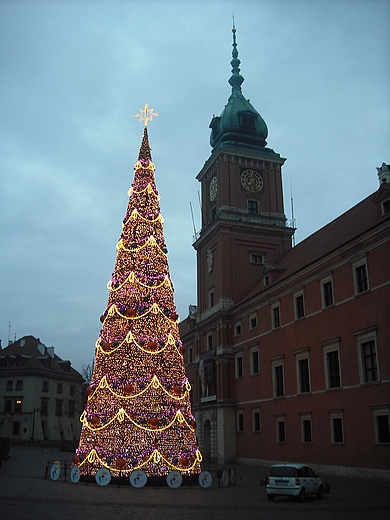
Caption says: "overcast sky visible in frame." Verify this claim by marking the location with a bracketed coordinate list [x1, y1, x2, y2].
[1, 0, 389, 373]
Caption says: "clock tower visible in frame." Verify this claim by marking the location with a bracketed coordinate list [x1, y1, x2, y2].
[182, 24, 294, 464]
[194, 23, 294, 316]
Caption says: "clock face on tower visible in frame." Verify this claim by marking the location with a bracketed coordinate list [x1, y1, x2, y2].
[241, 169, 263, 192]
[209, 176, 217, 201]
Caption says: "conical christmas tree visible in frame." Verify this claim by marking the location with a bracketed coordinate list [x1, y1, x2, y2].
[75, 111, 202, 479]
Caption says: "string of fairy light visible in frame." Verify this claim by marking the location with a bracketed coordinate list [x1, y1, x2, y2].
[75, 105, 202, 477]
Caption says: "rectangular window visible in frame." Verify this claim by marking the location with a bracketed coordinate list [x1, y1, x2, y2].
[355, 328, 380, 385]
[188, 345, 193, 364]
[42, 381, 49, 392]
[235, 353, 243, 379]
[376, 415, 390, 444]
[15, 399, 22, 413]
[298, 358, 311, 393]
[55, 399, 63, 416]
[208, 288, 215, 308]
[373, 407, 390, 444]
[57, 383, 63, 394]
[322, 279, 334, 307]
[356, 264, 368, 293]
[6, 380, 13, 391]
[237, 411, 244, 432]
[276, 417, 286, 443]
[361, 340, 378, 383]
[207, 332, 213, 351]
[250, 347, 260, 375]
[271, 304, 280, 329]
[234, 322, 242, 336]
[273, 363, 284, 397]
[4, 400, 12, 413]
[327, 351, 341, 388]
[253, 410, 261, 432]
[301, 417, 312, 443]
[250, 253, 264, 264]
[353, 258, 369, 294]
[16, 380, 23, 391]
[247, 200, 258, 215]
[69, 385, 75, 396]
[331, 415, 344, 443]
[40, 398, 49, 415]
[249, 313, 257, 330]
[382, 199, 390, 215]
[295, 292, 305, 319]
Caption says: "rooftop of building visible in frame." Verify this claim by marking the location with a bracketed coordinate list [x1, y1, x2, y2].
[237, 180, 390, 305]
[0, 335, 83, 380]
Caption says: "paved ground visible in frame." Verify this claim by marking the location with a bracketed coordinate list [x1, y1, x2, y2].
[0, 445, 389, 520]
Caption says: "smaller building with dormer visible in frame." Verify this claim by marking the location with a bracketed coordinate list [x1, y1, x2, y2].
[0, 335, 84, 444]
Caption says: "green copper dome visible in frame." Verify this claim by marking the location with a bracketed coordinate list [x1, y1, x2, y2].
[210, 24, 269, 151]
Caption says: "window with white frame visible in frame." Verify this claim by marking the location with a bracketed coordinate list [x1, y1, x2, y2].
[321, 275, 334, 308]
[352, 257, 369, 294]
[250, 252, 264, 264]
[329, 411, 344, 444]
[355, 328, 380, 384]
[372, 407, 390, 444]
[235, 352, 243, 379]
[234, 321, 242, 336]
[381, 198, 390, 216]
[294, 290, 305, 319]
[295, 349, 311, 394]
[271, 302, 281, 329]
[271, 357, 285, 397]
[301, 414, 313, 443]
[322, 341, 342, 389]
[276, 416, 286, 443]
[252, 409, 261, 432]
[237, 410, 244, 432]
[250, 346, 260, 376]
[249, 313, 257, 330]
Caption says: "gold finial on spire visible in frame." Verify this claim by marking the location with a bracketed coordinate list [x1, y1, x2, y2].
[134, 103, 159, 127]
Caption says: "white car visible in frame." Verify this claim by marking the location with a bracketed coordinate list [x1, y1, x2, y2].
[266, 463, 324, 502]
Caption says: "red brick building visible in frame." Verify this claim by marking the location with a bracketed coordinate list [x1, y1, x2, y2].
[179, 26, 390, 478]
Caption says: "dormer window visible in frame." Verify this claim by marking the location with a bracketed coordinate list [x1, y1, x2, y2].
[382, 198, 390, 216]
[239, 113, 256, 128]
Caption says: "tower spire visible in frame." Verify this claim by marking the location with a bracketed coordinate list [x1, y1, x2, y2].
[228, 20, 244, 93]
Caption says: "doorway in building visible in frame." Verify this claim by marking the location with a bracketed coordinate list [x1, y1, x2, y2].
[203, 419, 211, 462]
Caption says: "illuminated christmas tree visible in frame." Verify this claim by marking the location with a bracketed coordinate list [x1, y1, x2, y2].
[75, 105, 202, 478]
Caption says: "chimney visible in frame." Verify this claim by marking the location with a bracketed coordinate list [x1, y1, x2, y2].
[377, 163, 390, 185]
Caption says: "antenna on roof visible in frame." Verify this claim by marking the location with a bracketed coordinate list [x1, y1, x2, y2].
[198, 190, 203, 227]
[8, 321, 11, 346]
[190, 201, 197, 238]
[290, 179, 296, 247]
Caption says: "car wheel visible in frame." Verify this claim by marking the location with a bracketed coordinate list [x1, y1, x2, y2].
[298, 487, 306, 502]
[267, 494, 274, 501]
[317, 485, 324, 499]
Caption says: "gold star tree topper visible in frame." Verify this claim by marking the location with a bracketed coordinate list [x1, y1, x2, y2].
[134, 103, 159, 126]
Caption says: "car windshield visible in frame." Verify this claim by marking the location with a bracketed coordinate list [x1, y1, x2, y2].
[270, 467, 296, 477]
